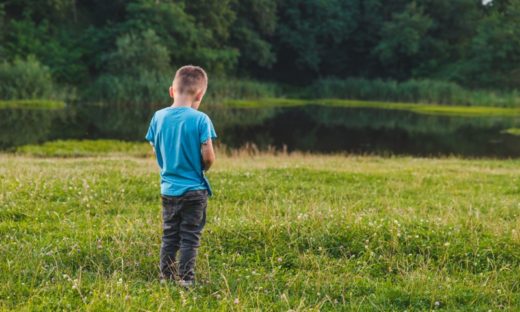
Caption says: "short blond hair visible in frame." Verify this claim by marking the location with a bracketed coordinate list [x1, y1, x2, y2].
[173, 65, 208, 95]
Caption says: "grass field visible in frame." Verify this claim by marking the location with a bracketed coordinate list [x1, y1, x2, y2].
[1, 147, 520, 310]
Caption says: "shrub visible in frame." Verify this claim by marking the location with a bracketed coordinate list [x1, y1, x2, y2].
[307, 78, 520, 107]
[84, 29, 172, 107]
[205, 79, 281, 104]
[0, 56, 57, 100]
[85, 72, 171, 107]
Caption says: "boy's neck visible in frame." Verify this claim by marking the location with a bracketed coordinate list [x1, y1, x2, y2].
[171, 95, 195, 108]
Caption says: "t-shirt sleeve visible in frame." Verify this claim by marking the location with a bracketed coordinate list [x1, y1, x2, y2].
[199, 114, 217, 144]
[145, 114, 155, 143]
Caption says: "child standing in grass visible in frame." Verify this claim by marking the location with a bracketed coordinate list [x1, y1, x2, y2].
[145, 65, 216, 287]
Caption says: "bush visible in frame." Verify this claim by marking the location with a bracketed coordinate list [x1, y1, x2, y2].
[85, 72, 171, 107]
[307, 78, 520, 107]
[205, 79, 282, 104]
[308, 78, 464, 104]
[84, 29, 172, 107]
[0, 56, 57, 100]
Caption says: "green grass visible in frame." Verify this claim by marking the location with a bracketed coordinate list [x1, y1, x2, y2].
[1, 145, 520, 310]
[502, 128, 520, 136]
[16, 140, 152, 157]
[0, 100, 65, 110]
[225, 98, 520, 117]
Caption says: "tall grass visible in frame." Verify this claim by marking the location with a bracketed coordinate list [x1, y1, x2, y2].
[7, 73, 515, 109]
[205, 79, 281, 104]
[81, 77, 281, 107]
[306, 78, 520, 107]
[201, 77, 520, 107]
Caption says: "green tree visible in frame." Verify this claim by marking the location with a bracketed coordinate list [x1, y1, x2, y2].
[3, 0, 77, 22]
[230, 0, 277, 72]
[0, 4, 5, 59]
[274, 0, 359, 81]
[374, 2, 432, 79]
[344, 0, 386, 78]
[87, 29, 172, 106]
[102, 29, 171, 75]
[1, 0, 519, 93]
[413, 0, 482, 81]
[182, 0, 236, 42]
[4, 18, 87, 83]
[469, 1, 520, 88]
[125, 0, 238, 75]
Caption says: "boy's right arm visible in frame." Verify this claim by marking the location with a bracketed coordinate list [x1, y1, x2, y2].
[201, 139, 215, 171]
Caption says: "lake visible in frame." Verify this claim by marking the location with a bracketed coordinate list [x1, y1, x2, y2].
[2, 103, 520, 157]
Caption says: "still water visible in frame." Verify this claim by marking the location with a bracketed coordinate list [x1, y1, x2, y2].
[2, 104, 520, 157]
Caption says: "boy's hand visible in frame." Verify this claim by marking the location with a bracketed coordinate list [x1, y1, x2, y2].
[201, 139, 215, 171]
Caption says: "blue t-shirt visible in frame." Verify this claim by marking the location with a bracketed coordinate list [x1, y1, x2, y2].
[145, 106, 217, 196]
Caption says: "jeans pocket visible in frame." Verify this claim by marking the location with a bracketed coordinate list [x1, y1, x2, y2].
[182, 196, 207, 226]
[161, 196, 178, 222]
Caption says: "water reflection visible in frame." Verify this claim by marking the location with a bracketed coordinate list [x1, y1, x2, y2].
[223, 106, 520, 157]
[1, 104, 520, 157]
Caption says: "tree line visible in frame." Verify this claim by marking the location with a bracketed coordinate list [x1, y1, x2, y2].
[0, 0, 519, 102]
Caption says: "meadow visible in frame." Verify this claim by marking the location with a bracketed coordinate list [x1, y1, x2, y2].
[1, 141, 520, 311]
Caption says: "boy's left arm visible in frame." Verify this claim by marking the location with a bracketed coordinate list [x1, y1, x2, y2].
[199, 114, 217, 171]
[201, 139, 215, 171]
[145, 114, 158, 161]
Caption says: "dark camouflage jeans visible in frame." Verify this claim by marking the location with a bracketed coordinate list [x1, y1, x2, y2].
[160, 190, 207, 282]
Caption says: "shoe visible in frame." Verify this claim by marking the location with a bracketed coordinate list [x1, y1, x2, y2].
[159, 274, 177, 283]
[177, 279, 195, 289]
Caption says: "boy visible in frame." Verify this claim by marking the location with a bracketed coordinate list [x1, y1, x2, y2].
[145, 65, 216, 287]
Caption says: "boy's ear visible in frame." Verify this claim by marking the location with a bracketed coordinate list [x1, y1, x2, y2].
[194, 88, 205, 102]
[169, 86, 174, 99]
